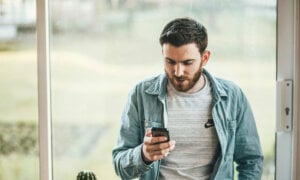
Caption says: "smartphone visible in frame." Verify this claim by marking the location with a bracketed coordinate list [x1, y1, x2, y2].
[151, 127, 170, 143]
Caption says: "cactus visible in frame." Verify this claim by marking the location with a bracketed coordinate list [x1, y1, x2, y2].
[77, 170, 97, 180]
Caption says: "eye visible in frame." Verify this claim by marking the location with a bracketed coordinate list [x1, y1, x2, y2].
[166, 59, 176, 65]
[183, 60, 193, 65]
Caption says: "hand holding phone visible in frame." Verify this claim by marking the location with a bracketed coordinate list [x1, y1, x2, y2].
[151, 127, 170, 143]
[142, 127, 174, 163]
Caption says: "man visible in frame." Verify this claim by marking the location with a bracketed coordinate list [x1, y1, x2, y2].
[112, 17, 263, 179]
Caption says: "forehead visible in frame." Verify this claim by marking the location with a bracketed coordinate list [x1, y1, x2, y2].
[162, 43, 201, 61]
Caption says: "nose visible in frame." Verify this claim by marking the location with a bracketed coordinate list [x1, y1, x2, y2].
[174, 64, 184, 77]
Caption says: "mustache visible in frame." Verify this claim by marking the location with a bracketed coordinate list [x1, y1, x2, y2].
[173, 76, 188, 81]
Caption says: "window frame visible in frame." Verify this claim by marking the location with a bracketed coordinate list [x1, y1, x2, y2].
[293, 0, 300, 179]
[36, 0, 300, 179]
[276, 0, 300, 179]
[36, 0, 53, 179]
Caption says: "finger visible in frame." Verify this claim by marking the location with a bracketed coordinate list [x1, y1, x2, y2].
[150, 154, 166, 161]
[143, 135, 152, 144]
[144, 136, 168, 146]
[143, 140, 173, 160]
[144, 140, 173, 154]
[151, 136, 169, 144]
[148, 145, 171, 156]
[143, 128, 154, 145]
[149, 149, 170, 160]
[156, 141, 172, 150]
[151, 140, 175, 151]
[143, 145, 166, 157]
[145, 128, 152, 137]
[164, 151, 169, 157]
[169, 140, 176, 151]
[145, 146, 171, 161]
[142, 147, 163, 162]
[149, 141, 174, 156]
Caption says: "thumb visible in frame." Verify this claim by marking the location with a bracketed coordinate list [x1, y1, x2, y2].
[145, 128, 152, 137]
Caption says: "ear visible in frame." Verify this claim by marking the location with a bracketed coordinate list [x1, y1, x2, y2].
[201, 50, 210, 66]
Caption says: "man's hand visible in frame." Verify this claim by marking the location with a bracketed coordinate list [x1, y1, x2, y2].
[142, 128, 176, 164]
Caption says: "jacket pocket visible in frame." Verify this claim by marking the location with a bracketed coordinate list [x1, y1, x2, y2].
[225, 119, 236, 155]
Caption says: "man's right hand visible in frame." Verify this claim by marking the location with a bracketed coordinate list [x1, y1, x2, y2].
[142, 128, 176, 164]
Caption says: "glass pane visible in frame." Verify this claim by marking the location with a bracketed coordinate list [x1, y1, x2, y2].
[0, 0, 39, 179]
[50, 0, 276, 179]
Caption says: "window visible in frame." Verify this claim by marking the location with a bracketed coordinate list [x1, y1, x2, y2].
[49, 0, 276, 179]
[1, 0, 282, 179]
[0, 0, 39, 179]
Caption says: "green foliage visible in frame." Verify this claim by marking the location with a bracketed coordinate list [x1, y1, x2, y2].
[0, 121, 38, 155]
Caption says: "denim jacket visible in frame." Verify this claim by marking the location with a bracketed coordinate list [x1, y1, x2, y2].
[112, 69, 263, 180]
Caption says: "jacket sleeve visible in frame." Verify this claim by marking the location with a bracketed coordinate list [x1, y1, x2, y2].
[112, 87, 152, 179]
[234, 89, 264, 180]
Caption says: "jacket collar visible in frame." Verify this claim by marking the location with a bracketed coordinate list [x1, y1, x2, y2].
[145, 69, 228, 100]
[145, 74, 168, 101]
[202, 69, 227, 99]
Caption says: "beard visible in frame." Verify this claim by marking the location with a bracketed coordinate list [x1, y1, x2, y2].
[165, 66, 203, 92]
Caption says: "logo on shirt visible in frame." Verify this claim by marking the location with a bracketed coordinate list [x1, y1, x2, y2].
[204, 119, 215, 128]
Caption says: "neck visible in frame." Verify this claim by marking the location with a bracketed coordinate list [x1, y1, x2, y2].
[186, 74, 206, 93]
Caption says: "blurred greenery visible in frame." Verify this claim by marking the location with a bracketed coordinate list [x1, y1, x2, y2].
[0, 0, 276, 179]
[0, 121, 38, 155]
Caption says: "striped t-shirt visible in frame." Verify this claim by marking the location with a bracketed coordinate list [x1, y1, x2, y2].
[159, 75, 221, 180]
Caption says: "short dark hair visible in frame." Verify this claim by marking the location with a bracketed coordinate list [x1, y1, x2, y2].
[159, 17, 208, 54]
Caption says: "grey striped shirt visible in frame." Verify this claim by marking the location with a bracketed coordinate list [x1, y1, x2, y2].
[159, 75, 220, 180]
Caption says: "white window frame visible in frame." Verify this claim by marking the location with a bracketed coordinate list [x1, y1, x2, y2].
[37, 0, 53, 179]
[293, 0, 300, 179]
[276, 0, 300, 179]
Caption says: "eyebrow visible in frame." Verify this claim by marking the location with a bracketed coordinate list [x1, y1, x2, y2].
[165, 57, 195, 62]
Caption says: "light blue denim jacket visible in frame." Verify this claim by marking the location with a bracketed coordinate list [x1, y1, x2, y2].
[112, 69, 263, 180]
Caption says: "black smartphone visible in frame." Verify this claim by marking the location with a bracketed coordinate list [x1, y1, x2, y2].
[151, 127, 170, 143]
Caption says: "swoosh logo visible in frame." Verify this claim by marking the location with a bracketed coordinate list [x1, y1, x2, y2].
[204, 119, 215, 128]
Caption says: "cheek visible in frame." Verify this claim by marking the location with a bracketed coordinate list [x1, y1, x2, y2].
[186, 66, 199, 74]
[164, 64, 174, 73]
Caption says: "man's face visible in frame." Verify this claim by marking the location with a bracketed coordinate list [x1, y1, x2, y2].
[162, 43, 209, 92]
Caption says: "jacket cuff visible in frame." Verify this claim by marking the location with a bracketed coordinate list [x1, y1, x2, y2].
[133, 144, 153, 172]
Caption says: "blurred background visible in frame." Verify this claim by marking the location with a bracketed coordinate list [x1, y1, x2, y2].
[0, 0, 276, 179]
